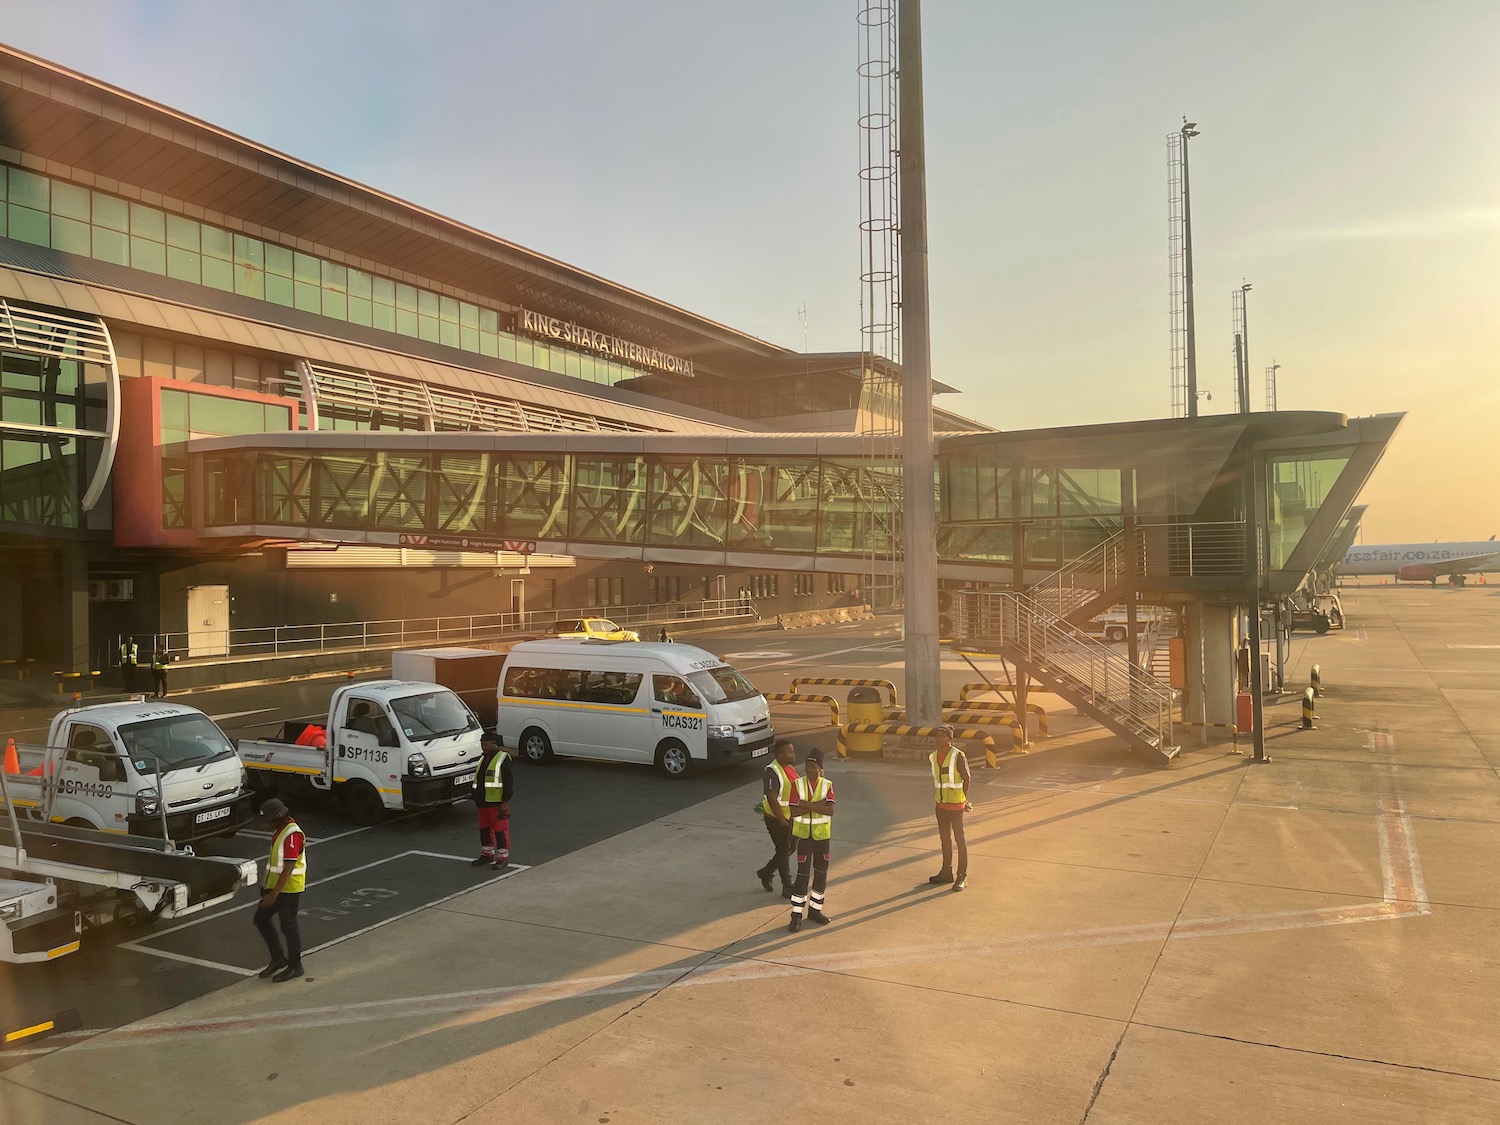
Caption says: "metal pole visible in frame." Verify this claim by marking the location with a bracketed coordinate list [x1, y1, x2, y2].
[1182, 123, 1199, 418]
[897, 0, 941, 726]
[1244, 439, 1267, 761]
[1238, 282, 1252, 415]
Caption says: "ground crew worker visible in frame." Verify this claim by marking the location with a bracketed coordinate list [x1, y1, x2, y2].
[788, 747, 835, 932]
[928, 726, 972, 892]
[151, 642, 170, 698]
[119, 636, 139, 692]
[755, 738, 798, 897]
[254, 798, 307, 982]
[471, 732, 514, 870]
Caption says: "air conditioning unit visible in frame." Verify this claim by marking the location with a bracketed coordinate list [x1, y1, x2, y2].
[88, 579, 135, 602]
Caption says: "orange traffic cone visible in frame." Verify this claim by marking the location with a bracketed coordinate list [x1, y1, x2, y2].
[2, 738, 18, 775]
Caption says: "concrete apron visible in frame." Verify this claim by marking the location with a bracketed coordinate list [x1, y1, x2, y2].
[4, 586, 1499, 1123]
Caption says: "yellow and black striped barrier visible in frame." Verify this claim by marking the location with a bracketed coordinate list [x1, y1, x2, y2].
[836, 721, 1001, 768]
[790, 677, 899, 707]
[763, 692, 841, 729]
[941, 700, 1050, 739]
[1310, 664, 1322, 697]
[2, 1008, 81, 1050]
[1179, 720, 1241, 754]
[51, 670, 100, 694]
[1300, 688, 1317, 729]
[883, 708, 1025, 749]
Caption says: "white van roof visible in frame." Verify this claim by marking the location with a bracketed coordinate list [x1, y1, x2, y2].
[501, 638, 733, 675]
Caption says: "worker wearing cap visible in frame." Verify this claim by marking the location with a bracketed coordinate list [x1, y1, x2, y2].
[472, 732, 514, 870]
[928, 726, 972, 892]
[254, 798, 307, 982]
[755, 738, 798, 897]
[787, 747, 835, 932]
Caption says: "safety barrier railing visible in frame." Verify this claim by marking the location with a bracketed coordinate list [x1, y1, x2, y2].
[112, 597, 758, 664]
[837, 722, 1001, 768]
[1027, 531, 1129, 620]
[954, 591, 1174, 754]
[788, 677, 899, 707]
[1137, 521, 1245, 578]
[763, 693, 841, 729]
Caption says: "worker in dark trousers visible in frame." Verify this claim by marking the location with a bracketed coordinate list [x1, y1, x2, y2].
[755, 738, 798, 897]
[928, 726, 973, 892]
[472, 732, 514, 870]
[119, 636, 139, 693]
[151, 642, 170, 698]
[788, 748, 835, 932]
[254, 798, 307, 982]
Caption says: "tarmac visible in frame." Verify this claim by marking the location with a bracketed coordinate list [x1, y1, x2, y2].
[4, 583, 1500, 1123]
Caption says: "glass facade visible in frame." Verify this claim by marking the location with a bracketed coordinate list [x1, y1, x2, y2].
[1, 164, 665, 392]
[1266, 448, 1353, 570]
[199, 448, 903, 560]
[159, 388, 295, 529]
[0, 348, 105, 528]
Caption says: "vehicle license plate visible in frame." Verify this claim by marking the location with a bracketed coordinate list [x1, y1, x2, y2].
[196, 806, 231, 824]
[451, 774, 473, 788]
[751, 747, 769, 758]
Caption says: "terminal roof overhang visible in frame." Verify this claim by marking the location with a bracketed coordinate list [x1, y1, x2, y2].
[0, 45, 808, 380]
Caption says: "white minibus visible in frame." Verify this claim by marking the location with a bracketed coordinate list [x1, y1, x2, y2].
[494, 639, 773, 777]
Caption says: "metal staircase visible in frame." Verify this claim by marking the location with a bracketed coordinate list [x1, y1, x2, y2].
[1028, 532, 1133, 625]
[954, 591, 1178, 763]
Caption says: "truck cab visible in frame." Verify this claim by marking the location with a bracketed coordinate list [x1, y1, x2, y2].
[15, 701, 256, 843]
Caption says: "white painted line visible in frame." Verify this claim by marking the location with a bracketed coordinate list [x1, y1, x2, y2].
[1447, 645, 1500, 650]
[114, 944, 259, 978]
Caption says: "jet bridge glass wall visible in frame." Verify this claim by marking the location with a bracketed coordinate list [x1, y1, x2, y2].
[200, 449, 903, 559]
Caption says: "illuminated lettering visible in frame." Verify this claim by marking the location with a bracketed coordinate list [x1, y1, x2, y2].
[515, 308, 694, 377]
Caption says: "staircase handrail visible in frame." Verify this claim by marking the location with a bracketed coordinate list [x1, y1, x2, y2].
[1028, 531, 1129, 617]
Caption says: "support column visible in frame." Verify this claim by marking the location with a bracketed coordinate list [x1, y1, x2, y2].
[1200, 603, 1236, 726]
[1183, 601, 1206, 726]
[63, 542, 91, 673]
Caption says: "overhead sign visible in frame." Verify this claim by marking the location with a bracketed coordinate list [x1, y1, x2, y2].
[399, 534, 536, 554]
[517, 309, 694, 378]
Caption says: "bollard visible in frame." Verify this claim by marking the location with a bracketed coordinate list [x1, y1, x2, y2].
[1300, 687, 1316, 729]
[844, 686, 884, 757]
[1310, 664, 1322, 697]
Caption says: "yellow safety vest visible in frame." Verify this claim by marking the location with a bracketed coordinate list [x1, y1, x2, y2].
[758, 760, 793, 819]
[480, 749, 509, 803]
[790, 775, 833, 840]
[265, 820, 307, 893]
[930, 747, 967, 806]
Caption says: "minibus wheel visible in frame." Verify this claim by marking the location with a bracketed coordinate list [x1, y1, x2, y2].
[656, 740, 691, 779]
[520, 727, 554, 764]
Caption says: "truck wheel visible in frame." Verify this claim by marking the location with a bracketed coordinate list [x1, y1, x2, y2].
[64, 818, 94, 830]
[343, 781, 385, 826]
[1106, 627, 1126, 642]
[656, 740, 691, 779]
[1314, 616, 1331, 635]
[520, 728, 553, 764]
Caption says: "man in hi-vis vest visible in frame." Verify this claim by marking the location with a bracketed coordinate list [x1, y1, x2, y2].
[254, 798, 307, 981]
[787, 748, 835, 932]
[755, 738, 798, 897]
[928, 726, 973, 892]
[472, 732, 514, 870]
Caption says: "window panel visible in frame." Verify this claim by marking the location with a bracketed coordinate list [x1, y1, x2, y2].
[459, 302, 479, 328]
[129, 203, 165, 241]
[418, 290, 439, 318]
[92, 225, 129, 265]
[265, 243, 293, 277]
[51, 215, 91, 255]
[348, 297, 373, 327]
[461, 326, 480, 352]
[294, 280, 322, 314]
[52, 181, 91, 222]
[372, 276, 395, 304]
[266, 273, 294, 306]
[92, 191, 128, 232]
[480, 332, 499, 358]
[167, 246, 202, 283]
[418, 315, 439, 343]
[293, 252, 319, 284]
[7, 167, 48, 211]
[167, 215, 200, 250]
[372, 303, 395, 332]
[439, 321, 459, 348]
[130, 236, 167, 274]
[348, 269, 372, 300]
[202, 255, 234, 291]
[8, 204, 49, 246]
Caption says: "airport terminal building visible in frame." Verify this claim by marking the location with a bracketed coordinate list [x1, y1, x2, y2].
[0, 45, 983, 670]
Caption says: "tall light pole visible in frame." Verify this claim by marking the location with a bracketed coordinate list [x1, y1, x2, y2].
[1232, 280, 1252, 415]
[897, 0, 941, 725]
[1181, 120, 1201, 417]
[1265, 362, 1281, 411]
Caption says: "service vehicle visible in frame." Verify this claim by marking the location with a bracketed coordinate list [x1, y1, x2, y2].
[1, 754, 256, 950]
[1289, 593, 1345, 634]
[495, 639, 773, 778]
[553, 616, 641, 642]
[1085, 606, 1164, 643]
[238, 681, 483, 825]
[5, 700, 257, 842]
[391, 647, 508, 728]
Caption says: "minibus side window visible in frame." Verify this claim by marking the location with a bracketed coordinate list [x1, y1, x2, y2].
[653, 675, 701, 709]
[583, 671, 643, 706]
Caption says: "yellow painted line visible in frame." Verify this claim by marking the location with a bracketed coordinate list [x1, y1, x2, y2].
[4, 1019, 54, 1043]
[47, 942, 80, 960]
[245, 763, 324, 776]
[377, 787, 402, 795]
[499, 699, 650, 715]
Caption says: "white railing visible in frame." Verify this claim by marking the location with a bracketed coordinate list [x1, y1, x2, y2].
[116, 597, 757, 664]
[1138, 521, 1245, 578]
[955, 591, 1174, 752]
[1028, 531, 1129, 619]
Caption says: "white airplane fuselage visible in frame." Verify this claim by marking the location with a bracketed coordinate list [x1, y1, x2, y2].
[1340, 541, 1500, 581]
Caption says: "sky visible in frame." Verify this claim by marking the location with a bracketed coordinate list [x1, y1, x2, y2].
[4, 0, 1497, 542]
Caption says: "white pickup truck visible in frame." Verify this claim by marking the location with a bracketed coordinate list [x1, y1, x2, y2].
[238, 681, 484, 825]
[6, 701, 258, 843]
